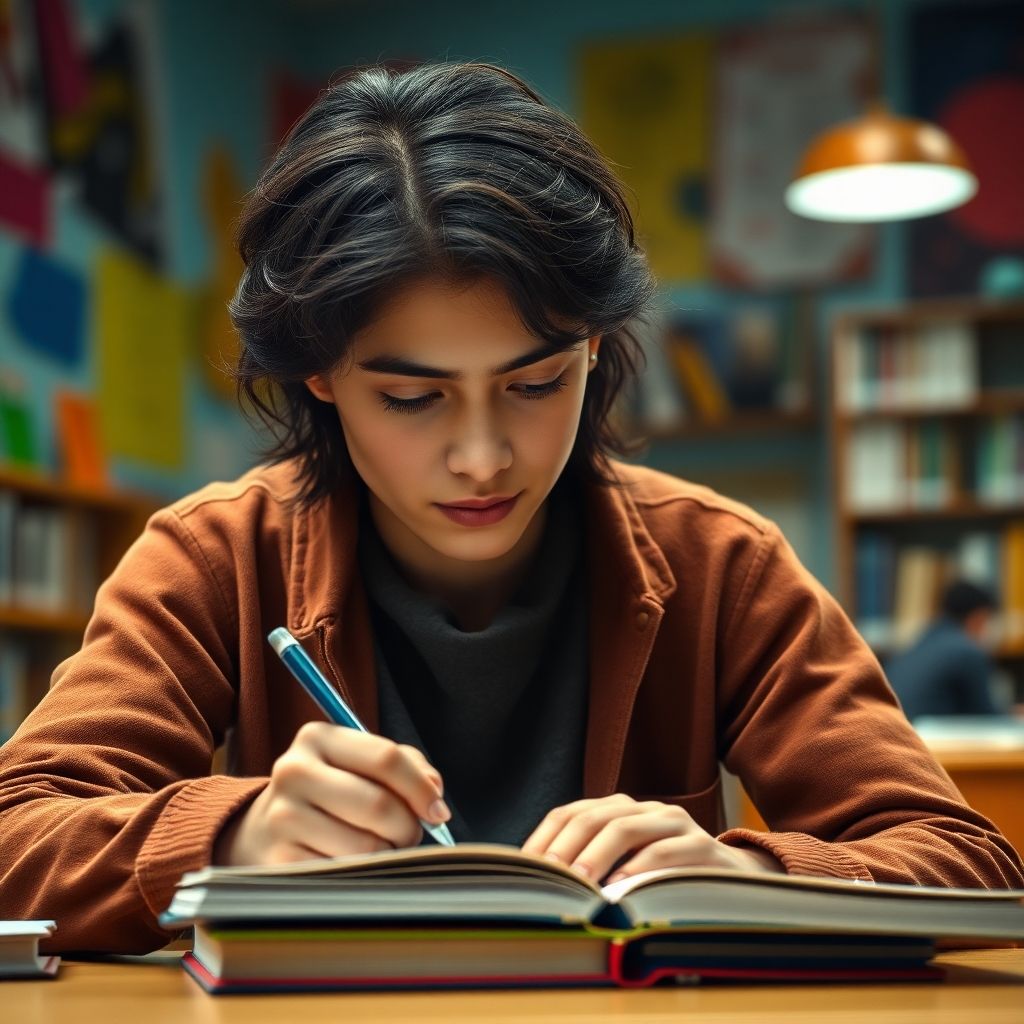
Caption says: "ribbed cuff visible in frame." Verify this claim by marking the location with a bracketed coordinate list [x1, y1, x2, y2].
[135, 775, 268, 920]
[717, 828, 875, 882]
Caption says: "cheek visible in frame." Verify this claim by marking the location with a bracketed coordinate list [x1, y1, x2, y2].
[506, 397, 586, 476]
[338, 410, 432, 488]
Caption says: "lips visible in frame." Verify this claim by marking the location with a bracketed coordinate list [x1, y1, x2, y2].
[435, 493, 520, 527]
[440, 495, 518, 510]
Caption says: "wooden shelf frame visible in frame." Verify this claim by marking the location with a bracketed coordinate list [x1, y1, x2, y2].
[831, 298, 1024, 670]
[0, 470, 162, 716]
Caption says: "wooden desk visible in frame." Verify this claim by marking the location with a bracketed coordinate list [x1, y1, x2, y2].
[737, 745, 1024, 856]
[923, 745, 1024, 856]
[5, 950, 1023, 1024]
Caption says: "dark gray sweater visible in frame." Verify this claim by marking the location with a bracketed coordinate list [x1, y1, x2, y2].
[357, 478, 589, 845]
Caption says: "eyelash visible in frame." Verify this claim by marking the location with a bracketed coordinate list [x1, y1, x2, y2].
[377, 373, 569, 415]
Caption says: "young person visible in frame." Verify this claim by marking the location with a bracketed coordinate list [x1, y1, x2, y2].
[886, 579, 1007, 722]
[0, 62, 1020, 955]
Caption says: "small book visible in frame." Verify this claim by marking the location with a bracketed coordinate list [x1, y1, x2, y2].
[160, 844, 1024, 994]
[0, 921, 60, 980]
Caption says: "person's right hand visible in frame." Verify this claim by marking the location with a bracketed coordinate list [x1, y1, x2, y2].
[212, 722, 451, 866]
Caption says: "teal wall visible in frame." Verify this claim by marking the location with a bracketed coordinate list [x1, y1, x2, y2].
[1, 0, 304, 500]
[0, 0, 951, 589]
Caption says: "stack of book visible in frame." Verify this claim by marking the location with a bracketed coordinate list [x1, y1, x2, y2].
[160, 844, 1024, 994]
[836, 321, 978, 413]
[0, 921, 59, 979]
[0, 489, 98, 614]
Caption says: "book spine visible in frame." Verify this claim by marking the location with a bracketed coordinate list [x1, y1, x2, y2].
[0, 489, 15, 606]
[13, 506, 44, 611]
[1002, 521, 1024, 649]
[0, 638, 28, 743]
[667, 340, 730, 422]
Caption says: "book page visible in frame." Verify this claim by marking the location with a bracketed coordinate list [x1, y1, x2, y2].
[600, 866, 1024, 903]
[181, 843, 603, 895]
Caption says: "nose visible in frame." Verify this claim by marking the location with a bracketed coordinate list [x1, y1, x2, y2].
[445, 405, 513, 482]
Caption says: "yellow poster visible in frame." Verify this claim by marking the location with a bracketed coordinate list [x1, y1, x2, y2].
[95, 249, 193, 469]
[578, 35, 712, 283]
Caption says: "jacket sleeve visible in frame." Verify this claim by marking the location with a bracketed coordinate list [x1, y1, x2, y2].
[714, 523, 1024, 888]
[0, 509, 268, 953]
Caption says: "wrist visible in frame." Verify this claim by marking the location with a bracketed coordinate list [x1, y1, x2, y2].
[212, 810, 245, 866]
[736, 845, 786, 874]
[211, 787, 265, 866]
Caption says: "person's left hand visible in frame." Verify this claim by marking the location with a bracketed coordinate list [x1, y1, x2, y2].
[521, 793, 783, 885]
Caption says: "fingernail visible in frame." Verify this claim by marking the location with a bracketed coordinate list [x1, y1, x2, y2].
[428, 799, 451, 823]
[543, 851, 563, 864]
[571, 862, 591, 879]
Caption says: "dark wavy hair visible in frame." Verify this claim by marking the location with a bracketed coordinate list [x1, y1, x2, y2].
[230, 61, 656, 507]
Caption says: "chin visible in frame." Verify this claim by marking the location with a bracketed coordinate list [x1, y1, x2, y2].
[431, 531, 521, 564]
[423, 515, 528, 561]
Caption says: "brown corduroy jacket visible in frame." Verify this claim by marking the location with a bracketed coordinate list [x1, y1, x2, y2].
[1, 460, 1021, 953]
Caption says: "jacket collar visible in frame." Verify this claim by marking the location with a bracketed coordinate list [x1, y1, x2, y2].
[288, 465, 677, 797]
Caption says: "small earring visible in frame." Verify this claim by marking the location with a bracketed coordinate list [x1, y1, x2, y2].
[589, 353, 598, 364]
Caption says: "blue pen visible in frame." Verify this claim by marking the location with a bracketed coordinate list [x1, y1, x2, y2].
[267, 627, 455, 847]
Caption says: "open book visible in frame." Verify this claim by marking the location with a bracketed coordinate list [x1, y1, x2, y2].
[160, 844, 1024, 994]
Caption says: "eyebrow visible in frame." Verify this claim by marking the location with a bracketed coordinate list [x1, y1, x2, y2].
[356, 343, 570, 380]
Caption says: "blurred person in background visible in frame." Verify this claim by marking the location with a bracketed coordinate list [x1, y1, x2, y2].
[886, 579, 1008, 723]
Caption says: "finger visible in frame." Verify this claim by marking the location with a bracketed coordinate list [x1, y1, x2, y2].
[569, 808, 697, 883]
[263, 794, 395, 861]
[401, 744, 446, 797]
[541, 799, 653, 871]
[296, 723, 450, 826]
[605, 831, 730, 883]
[521, 796, 632, 858]
[293, 755, 426, 849]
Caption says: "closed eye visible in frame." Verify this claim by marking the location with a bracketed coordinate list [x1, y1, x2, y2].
[377, 392, 441, 414]
[377, 373, 569, 415]
[510, 374, 569, 400]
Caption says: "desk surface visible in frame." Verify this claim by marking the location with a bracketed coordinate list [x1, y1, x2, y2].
[5, 949, 1024, 1024]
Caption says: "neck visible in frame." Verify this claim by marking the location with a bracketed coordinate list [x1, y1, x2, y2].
[369, 496, 548, 632]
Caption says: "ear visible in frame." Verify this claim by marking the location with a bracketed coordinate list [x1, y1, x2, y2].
[587, 336, 602, 370]
[304, 374, 335, 403]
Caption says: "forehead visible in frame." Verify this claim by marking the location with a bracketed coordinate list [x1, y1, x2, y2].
[352, 276, 533, 357]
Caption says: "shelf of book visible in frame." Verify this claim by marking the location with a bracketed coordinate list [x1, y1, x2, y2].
[0, 466, 160, 743]
[852, 502, 1024, 524]
[845, 392, 1024, 422]
[0, 605, 92, 633]
[831, 299, 1024, 701]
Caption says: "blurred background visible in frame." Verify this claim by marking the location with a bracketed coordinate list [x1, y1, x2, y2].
[1, 0, 1024, 837]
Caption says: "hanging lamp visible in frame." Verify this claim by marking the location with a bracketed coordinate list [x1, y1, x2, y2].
[786, 2, 979, 223]
[786, 102, 978, 221]
[785, 102, 978, 223]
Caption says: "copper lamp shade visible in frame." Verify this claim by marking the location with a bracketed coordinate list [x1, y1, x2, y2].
[785, 106, 978, 222]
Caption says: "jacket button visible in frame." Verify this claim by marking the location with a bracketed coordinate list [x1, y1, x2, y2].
[636, 610, 649, 629]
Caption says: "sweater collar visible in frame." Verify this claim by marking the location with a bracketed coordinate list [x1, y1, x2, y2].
[288, 464, 677, 796]
[290, 466, 677, 626]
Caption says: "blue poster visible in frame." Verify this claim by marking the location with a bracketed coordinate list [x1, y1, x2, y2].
[8, 247, 86, 367]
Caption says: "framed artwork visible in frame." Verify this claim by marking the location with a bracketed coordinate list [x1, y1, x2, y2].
[711, 15, 876, 289]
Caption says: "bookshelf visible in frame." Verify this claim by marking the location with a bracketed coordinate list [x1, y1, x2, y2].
[625, 297, 819, 443]
[832, 298, 1024, 699]
[0, 466, 159, 742]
